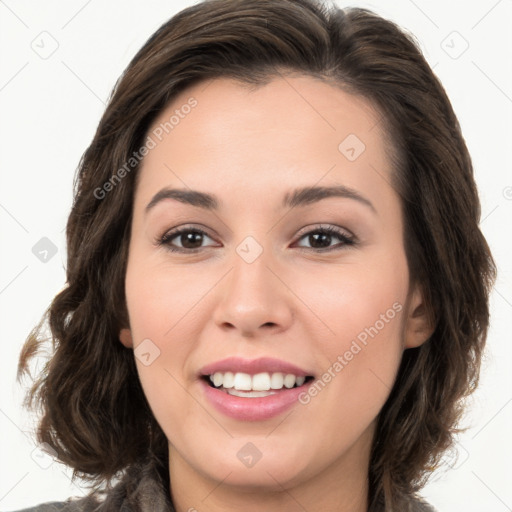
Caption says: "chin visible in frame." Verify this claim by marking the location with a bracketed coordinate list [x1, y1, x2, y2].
[185, 439, 315, 490]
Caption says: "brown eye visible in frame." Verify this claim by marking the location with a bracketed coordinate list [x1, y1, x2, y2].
[176, 231, 204, 249]
[159, 227, 217, 253]
[295, 226, 356, 252]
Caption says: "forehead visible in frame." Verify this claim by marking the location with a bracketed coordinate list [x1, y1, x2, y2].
[135, 74, 395, 212]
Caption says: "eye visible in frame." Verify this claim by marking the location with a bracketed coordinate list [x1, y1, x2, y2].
[158, 226, 218, 253]
[293, 225, 356, 252]
[157, 224, 356, 254]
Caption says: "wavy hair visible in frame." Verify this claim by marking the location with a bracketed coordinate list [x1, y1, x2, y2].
[18, 0, 496, 510]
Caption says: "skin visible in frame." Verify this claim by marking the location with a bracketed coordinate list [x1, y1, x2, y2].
[119, 74, 433, 512]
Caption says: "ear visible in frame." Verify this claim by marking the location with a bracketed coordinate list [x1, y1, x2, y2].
[403, 283, 435, 349]
[119, 328, 134, 348]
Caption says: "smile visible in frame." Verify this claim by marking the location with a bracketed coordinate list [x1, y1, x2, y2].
[198, 357, 315, 421]
[206, 371, 312, 397]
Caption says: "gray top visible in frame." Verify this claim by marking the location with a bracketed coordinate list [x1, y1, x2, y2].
[8, 498, 438, 512]
[7, 495, 438, 512]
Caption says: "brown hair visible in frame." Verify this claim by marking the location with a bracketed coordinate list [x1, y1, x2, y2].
[18, 0, 496, 510]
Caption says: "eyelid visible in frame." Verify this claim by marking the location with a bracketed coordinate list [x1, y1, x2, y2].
[294, 223, 355, 240]
[291, 224, 357, 252]
[159, 224, 219, 247]
[157, 222, 357, 254]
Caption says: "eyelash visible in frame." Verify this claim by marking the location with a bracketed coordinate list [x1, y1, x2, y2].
[157, 225, 357, 254]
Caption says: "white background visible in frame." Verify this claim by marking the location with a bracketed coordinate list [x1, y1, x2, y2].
[1, 1, 511, 511]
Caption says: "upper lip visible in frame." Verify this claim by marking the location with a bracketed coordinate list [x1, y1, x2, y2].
[199, 357, 313, 377]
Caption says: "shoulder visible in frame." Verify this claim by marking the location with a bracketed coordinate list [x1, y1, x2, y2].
[8, 455, 174, 512]
[6, 496, 100, 512]
[409, 495, 438, 512]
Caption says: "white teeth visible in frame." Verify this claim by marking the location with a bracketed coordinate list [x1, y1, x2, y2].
[212, 372, 223, 387]
[227, 389, 277, 398]
[284, 374, 296, 388]
[270, 372, 284, 389]
[223, 371, 235, 388]
[208, 371, 308, 391]
[252, 372, 271, 391]
[233, 372, 252, 390]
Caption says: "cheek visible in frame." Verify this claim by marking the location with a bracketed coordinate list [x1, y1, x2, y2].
[318, 272, 406, 362]
[292, 246, 408, 400]
[123, 255, 229, 430]
[124, 256, 214, 341]
[295, 243, 407, 342]
[123, 256, 195, 399]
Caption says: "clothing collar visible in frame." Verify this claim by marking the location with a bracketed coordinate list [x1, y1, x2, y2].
[93, 455, 175, 512]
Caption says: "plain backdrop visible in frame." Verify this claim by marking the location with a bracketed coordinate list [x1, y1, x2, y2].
[1, 1, 511, 511]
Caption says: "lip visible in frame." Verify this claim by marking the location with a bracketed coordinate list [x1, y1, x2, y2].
[198, 356, 312, 377]
[198, 357, 314, 421]
[199, 378, 313, 421]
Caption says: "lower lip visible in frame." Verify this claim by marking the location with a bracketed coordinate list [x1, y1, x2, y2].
[200, 379, 311, 421]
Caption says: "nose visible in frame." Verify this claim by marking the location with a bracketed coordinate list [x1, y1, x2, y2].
[211, 247, 294, 338]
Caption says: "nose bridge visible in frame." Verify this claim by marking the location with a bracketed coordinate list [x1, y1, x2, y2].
[212, 235, 293, 336]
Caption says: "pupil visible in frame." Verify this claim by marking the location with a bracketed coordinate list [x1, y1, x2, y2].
[310, 232, 331, 248]
[182, 232, 202, 248]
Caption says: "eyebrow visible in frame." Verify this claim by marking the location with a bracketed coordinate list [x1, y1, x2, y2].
[145, 185, 376, 215]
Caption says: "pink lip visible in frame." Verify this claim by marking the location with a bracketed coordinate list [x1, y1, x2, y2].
[199, 379, 313, 421]
[198, 356, 312, 377]
[198, 357, 314, 421]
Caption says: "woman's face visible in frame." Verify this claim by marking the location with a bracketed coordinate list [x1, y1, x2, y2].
[121, 75, 429, 493]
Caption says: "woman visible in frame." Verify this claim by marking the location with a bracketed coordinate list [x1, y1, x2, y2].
[15, 0, 496, 511]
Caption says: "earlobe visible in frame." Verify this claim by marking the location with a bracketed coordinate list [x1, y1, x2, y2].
[119, 328, 134, 348]
[404, 284, 435, 349]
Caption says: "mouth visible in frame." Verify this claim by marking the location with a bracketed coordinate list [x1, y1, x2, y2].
[198, 357, 316, 420]
[201, 372, 315, 398]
